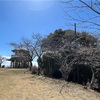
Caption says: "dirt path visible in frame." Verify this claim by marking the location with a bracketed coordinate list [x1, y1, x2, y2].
[0, 68, 100, 100]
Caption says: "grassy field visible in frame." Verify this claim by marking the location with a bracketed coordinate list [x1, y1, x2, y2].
[0, 68, 100, 100]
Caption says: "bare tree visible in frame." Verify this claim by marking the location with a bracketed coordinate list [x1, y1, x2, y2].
[20, 37, 36, 70]
[0, 56, 6, 67]
[31, 33, 44, 75]
[9, 43, 19, 49]
[21, 33, 44, 74]
[9, 33, 44, 73]
[61, 0, 100, 31]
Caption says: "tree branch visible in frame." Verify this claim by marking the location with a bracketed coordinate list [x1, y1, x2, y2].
[79, 0, 100, 15]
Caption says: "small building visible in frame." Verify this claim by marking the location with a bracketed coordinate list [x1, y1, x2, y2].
[8, 47, 32, 68]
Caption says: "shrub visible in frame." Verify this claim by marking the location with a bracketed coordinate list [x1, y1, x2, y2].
[41, 52, 62, 78]
[31, 65, 38, 74]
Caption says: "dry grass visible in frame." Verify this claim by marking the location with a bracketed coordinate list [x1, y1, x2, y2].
[0, 68, 100, 100]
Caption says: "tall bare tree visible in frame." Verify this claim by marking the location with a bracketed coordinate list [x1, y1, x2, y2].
[21, 33, 43, 72]
[21, 37, 36, 70]
[10, 33, 43, 72]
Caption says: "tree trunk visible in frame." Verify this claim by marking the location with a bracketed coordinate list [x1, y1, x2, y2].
[29, 61, 32, 71]
[37, 57, 42, 75]
[77, 65, 79, 83]
[90, 72, 95, 89]
[0, 63, 1, 68]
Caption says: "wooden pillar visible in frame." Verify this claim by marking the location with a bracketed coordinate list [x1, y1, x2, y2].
[13, 61, 15, 68]
[10, 61, 13, 68]
[21, 61, 24, 68]
[18, 62, 20, 68]
[15, 61, 17, 68]
[20, 62, 22, 68]
[19, 62, 21, 68]
[12, 62, 14, 68]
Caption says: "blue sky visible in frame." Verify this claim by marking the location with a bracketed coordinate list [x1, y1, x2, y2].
[0, 0, 99, 66]
[0, 0, 69, 66]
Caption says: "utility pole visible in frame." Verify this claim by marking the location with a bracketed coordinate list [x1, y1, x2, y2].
[74, 23, 76, 35]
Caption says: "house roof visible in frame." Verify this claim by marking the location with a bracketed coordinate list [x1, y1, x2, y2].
[12, 47, 28, 52]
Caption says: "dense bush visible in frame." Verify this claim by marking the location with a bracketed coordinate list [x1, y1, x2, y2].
[41, 52, 62, 78]
[42, 29, 100, 91]
[68, 64, 92, 85]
